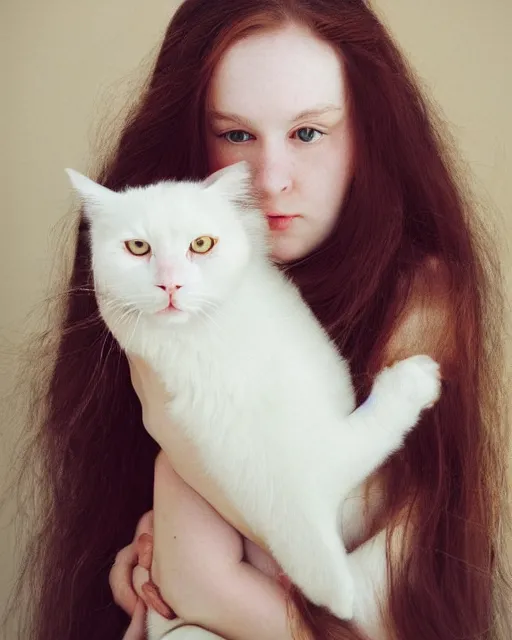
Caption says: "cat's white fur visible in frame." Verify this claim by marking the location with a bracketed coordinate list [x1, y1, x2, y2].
[66, 162, 440, 629]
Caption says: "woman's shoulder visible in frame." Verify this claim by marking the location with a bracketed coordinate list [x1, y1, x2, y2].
[383, 256, 455, 368]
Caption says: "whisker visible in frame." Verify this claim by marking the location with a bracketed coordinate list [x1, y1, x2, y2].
[188, 295, 221, 313]
[125, 310, 143, 353]
[98, 329, 113, 370]
[65, 313, 105, 334]
[197, 308, 224, 341]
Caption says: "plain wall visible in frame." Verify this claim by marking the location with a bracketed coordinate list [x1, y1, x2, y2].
[1, 0, 510, 625]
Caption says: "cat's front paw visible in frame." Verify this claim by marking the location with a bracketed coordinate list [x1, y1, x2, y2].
[377, 355, 441, 412]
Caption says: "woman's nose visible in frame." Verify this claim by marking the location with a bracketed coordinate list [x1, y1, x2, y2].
[252, 145, 292, 197]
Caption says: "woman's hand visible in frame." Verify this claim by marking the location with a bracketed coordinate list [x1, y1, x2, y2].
[110, 508, 175, 639]
[109, 510, 154, 617]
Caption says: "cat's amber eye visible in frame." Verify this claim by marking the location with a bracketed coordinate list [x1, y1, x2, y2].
[190, 236, 217, 254]
[125, 239, 151, 256]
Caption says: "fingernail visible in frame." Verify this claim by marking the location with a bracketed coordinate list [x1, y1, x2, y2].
[141, 581, 175, 619]
[136, 533, 154, 570]
[138, 532, 153, 545]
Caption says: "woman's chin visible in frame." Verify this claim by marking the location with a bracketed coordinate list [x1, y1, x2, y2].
[270, 241, 312, 265]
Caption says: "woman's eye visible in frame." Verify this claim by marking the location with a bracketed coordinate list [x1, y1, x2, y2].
[223, 130, 253, 143]
[125, 239, 151, 256]
[294, 127, 324, 143]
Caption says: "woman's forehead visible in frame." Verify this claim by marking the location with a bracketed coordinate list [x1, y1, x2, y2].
[207, 25, 347, 126]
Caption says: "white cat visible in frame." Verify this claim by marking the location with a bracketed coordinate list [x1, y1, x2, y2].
[66, 162, 440, 626]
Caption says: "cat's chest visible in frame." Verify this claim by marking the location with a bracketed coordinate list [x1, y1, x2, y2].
[155, 333, 258, 407]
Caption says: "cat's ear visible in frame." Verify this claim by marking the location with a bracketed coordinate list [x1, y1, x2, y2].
[65, 168, 116, 220]
[203, 161, 253, 201]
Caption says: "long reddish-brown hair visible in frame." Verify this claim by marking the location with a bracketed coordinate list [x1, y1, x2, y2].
[5, 1, 511, 639]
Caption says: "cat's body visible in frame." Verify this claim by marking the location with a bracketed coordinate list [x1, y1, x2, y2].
[67, 162, 441, 628]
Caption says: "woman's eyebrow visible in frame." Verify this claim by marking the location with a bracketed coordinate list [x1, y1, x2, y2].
[208, 110, 253, 128]
[208, 103, 343, 128]
[292, 104, 343, 121]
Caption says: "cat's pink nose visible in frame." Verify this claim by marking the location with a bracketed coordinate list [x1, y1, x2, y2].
[157, 283, 182, 293]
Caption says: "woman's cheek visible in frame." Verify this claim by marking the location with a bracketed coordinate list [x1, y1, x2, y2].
[207, 138, 251, 173]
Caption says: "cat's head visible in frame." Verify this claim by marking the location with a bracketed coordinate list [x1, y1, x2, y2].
[66, 162, 267, 327]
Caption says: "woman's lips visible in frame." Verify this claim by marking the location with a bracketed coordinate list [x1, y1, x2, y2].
[266, 213, 299, 232]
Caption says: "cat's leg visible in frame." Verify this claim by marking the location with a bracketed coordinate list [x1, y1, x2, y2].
[259, 356, 438, 623]
[336, 355, 441, 491]
[269, 501, 404, 631]
[347, 514, 410, 640]
[347, 528, 389, 639]
[265, 505, 355, 621]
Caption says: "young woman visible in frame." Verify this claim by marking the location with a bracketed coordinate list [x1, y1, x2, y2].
[13, 1, 511, 639]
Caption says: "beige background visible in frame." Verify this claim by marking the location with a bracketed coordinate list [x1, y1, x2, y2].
[1, 0, 510, 626]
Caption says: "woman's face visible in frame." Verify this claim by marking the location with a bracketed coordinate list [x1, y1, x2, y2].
[206, 24, 353, 263]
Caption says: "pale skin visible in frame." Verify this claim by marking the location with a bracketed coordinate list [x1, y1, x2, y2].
[110, 23, 452, 640]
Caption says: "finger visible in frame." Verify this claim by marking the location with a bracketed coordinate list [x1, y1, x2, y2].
[141, 581, 175, 620]
[135, 511, 154, 538]
[133, 566, 174, 619]
[133, 564, 151, 599]
[110, 546, 139, 615]
[122, 599, 147, 640]
[134, 534, 175, 620]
